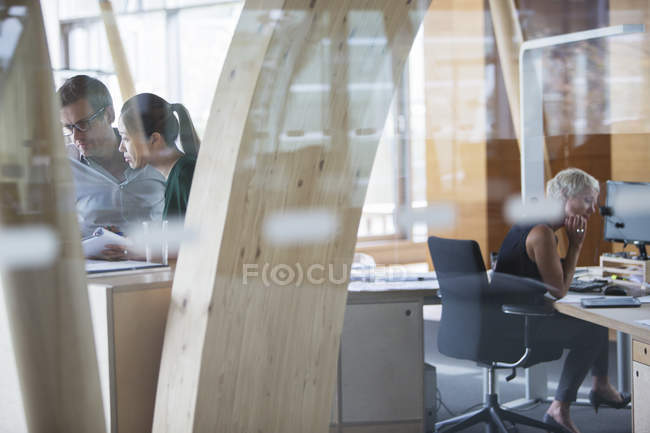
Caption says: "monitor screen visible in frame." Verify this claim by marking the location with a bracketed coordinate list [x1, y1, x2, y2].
[603, 180, 650, 247]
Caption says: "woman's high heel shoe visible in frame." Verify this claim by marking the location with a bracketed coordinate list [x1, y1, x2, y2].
[588, 389, 631, 413]
[542, 413, 575, 433]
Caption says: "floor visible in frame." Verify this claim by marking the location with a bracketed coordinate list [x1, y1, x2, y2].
[424, 318, 633, 433]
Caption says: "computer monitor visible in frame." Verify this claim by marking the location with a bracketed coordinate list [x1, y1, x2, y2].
[602, 180, 650, 260]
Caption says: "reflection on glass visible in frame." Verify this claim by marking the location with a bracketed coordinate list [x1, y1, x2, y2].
[40, 1, 650, 271]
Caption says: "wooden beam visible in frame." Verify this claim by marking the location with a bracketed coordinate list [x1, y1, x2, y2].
[99, 0, 136, 99]
[488, 0, 553, 181]
[152, 1, 431, 432]
[0, 1, 106, 432]
[487, 0, 523, 140]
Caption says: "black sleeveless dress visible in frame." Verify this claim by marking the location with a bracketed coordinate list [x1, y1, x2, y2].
[493, 224, 610, 403]
[495, 224, 543, 281]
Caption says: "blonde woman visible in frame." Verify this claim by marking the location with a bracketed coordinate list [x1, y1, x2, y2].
[495, 168, 628, 433]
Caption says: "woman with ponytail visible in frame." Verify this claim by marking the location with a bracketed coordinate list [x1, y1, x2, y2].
[118, 93, 200, 219]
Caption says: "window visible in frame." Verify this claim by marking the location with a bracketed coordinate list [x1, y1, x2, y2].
[358, 26, 428, 243]
[54, 1, 243, 137]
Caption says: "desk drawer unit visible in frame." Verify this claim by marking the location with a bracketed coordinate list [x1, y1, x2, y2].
[633, 340, 650, 433]
[339, 301, 424, 433]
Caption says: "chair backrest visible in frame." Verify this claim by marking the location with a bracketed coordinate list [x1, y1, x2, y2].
[427, 236, 530, 364]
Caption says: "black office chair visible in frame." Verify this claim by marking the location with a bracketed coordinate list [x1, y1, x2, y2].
[427, 236, 566, 433]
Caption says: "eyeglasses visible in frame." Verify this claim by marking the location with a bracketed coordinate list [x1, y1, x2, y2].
[62, 106, 106, 136]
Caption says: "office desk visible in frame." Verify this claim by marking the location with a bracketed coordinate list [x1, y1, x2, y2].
[87, 267, 173, 433]
[554, 301, 650, 343]
[554, 301, 650, 433]
[343, 279, 439, 433]
[87, 270, 438, 433]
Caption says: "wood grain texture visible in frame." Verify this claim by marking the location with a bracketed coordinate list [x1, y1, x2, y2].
[99, 0, 136, 99]
[0, 2, 106, 432]
[152, 1, 431, 432]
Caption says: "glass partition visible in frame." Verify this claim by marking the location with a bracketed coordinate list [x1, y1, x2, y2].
[38, 0, 650, 268]
[2, 2, 650, 433]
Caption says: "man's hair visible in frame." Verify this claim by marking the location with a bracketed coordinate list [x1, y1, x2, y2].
[57, 75, 113, 111]
[546, 167, 600, 201]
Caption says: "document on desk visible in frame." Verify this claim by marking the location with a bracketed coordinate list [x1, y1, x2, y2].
[82, 227, 132, 257]
[85, 259, 164, 274]
[556, 293, 606, 303]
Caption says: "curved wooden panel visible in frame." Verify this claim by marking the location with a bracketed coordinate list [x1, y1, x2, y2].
[153, 1, 430, 432]
[0, 2, 105, 432]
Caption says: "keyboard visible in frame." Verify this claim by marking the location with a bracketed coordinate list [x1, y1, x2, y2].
[581, 297, 641, 308]
[570, 279, 608, 293]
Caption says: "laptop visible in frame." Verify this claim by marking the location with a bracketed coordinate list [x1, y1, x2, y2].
[580, 296, 641, 308]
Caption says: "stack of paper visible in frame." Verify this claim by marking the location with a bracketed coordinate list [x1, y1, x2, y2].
[82, 227, 132, 257]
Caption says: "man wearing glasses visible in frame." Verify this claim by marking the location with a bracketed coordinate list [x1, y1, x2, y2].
[58, 75, 165, 244]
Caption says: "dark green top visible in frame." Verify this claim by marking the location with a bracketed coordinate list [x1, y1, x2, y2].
[163, 155, 197, 219]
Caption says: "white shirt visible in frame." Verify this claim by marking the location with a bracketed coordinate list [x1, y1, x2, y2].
[67, 145, 165, 237]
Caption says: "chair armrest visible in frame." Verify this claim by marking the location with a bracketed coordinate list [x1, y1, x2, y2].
[501, 298, 555, 352]
[502, 300, 555, 317]
[490, 272, 551, 297]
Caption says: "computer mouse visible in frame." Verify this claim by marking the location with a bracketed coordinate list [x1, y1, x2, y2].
[603, 284, 627, 296]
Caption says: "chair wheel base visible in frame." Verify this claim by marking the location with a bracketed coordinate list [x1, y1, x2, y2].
[434, 394, 568, 433]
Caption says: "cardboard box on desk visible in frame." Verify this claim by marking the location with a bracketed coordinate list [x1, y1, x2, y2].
[600, 254, 650, 295]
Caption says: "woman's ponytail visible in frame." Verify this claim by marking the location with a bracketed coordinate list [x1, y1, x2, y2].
[171, 103, 200, 158]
